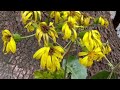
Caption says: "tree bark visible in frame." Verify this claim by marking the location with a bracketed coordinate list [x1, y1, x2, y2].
[0, 11, 119, 79]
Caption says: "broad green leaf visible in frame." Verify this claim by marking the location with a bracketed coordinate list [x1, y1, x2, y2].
[91, 70, 117, 79]
[62, 56, 87, 79]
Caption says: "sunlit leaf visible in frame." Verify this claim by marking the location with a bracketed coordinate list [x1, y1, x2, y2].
[62, 56, 87, 79]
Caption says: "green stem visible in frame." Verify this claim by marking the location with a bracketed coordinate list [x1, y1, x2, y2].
[64, 42, 73, 79]
[21, 34, 35, 39]
[107, 69, 114, 79]
[64, 40, 72, 49]
[104, 56, 114, 69]
[49, 37, 63, 48]
[104, 56, 115, 79]
[64, 57, 68, 79]
[107, 62, 120, 79]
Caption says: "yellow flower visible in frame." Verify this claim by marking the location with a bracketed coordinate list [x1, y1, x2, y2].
[2, 30, 16, 54]
[102, 42, 111, 55]
[82, 30, 103, 51]
[33, 46, 64, 72]
[78, 47, 104, 67]
[79, 13, 93, 26]
[21, 11, 41, 24]
[62, 16, 79, 42]
[83, 17, 92, 26]
[24, 21, 35, 32]
[62, 11, 81, 22]
[50, 11, 61, 24]
[98, 17, 109, 27]
[35, 22, 58, 45]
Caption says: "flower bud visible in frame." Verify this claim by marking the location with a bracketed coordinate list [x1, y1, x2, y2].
[13, 33, 22, 42]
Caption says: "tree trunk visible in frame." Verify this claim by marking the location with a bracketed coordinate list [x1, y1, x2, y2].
[0, 11, 119, 79]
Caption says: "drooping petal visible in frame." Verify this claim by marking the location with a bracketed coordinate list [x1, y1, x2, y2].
[2, 29, 12, 36]
[87, 59, 93, 67]
[40, 47, 50, 69]
[79, 56, 88, 67]
[53, 46, 64, 53]
[78, 52, 88, 56]
[63, 24, 71, 39]
[40, 52, 48, 69]
[6, 42, 11, 54]
[46, 55, 52, 70]
[9, 37, 16, 53]
[71, 29, 77, 42]
[33, 47, 49, 59]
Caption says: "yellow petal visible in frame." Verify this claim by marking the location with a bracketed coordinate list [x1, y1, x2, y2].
[84, 17, 90, 26]
[53, 51, 63, 60]
[40, 53, 47, 69]
[34, 11, 38, 22]
[33, 47, 49, 59]
[62, 23, 67, 33]
[87, 59, 93, 67]
[50, 11, 54, 18]
[2, 29, 12, 36]
[46, 55, 52, 70]
[101, 18, 105, 26]
[55, 12, 60, 23]
[83, 32, 91, 51]
[80, 15, 84, 24]
[48, 31, 56, 43]
[88, 31, 94, 50]
[52, 55, 60, 71]
[63, 24, 71, 39]
[78, 52, 88, 56]
[53, 46, 64, 53]
[79, 56, 88, 67]
[40, 47, 50, 69]
[40, 22, 47, 27]
[3, 41, 7, 53]
[94, 47, 101, 53]
[37, 11, 41, 20]
[24, 12, 32, 24]
[9, 37, 16, 53]
[71, 29, 77, 42]
[45, 33, 49, 45]
[36, 28, 43, 45]
[98, 17, 102, 23]
[6, 42, 11, 53]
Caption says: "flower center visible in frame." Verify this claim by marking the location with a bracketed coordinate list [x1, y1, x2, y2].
[41, 25, 49, 33]
[70, 11, 75, 17]
[88, 51, 95, 59]
[49, 48, 55, 56]
[67, 22, 74, 29]
[5, 35, 11, 42]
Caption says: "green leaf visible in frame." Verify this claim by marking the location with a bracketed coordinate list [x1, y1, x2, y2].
[91, 70, 117, 79]
[45, 18, 49, 25]
[55, 22, 64, 32]
[53, 69, 64, 79]
[33, 69, 64, 79]
[33, 70, 43, 79]
[79, 31, 86, 38]
[32, 22, 38, 30]
[94, 17, 99, 24]
[13, 33, 22, 42]
[62, 56, 87, 79]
